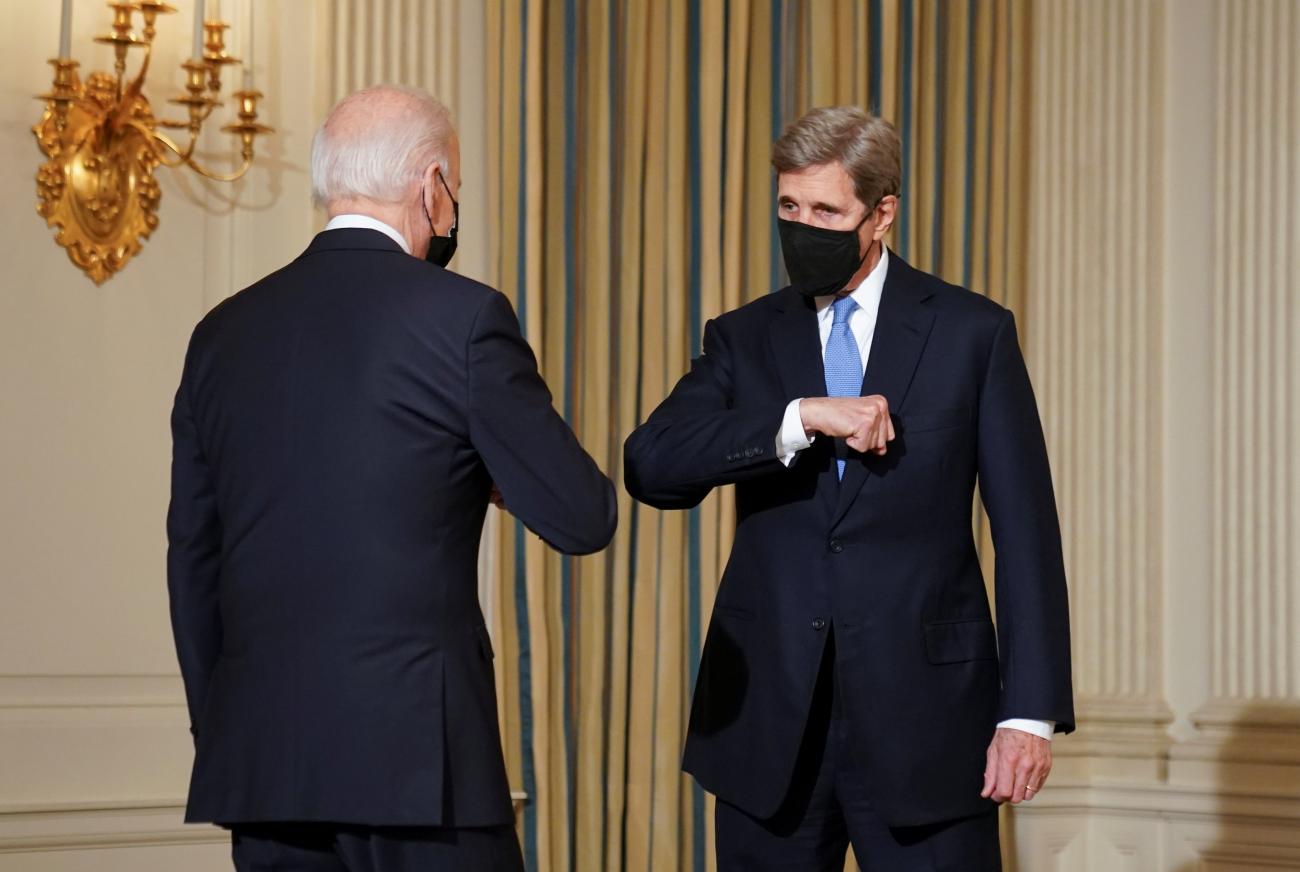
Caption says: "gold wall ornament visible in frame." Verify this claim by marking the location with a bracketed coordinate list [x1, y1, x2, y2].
[33, 1, 272, 285]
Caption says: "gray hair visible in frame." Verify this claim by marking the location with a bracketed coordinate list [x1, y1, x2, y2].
[772, 106, 901, 208]
[310, 85, 454, 207]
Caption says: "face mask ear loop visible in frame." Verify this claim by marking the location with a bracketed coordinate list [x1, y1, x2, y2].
[437, 170, 458, 234]
[421, 182, 436, 236]
[851, 197, 886, 273]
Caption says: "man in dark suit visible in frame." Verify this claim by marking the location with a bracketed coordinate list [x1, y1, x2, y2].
[167, 85, 616, 872]
[625, 106, 1074, 870]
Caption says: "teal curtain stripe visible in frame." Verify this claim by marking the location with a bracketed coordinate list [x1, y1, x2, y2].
[602, 3, 620, 866]
[719, 0, 731, 257]
[869, 0, 882, 113]
[962, 0, 976, 289]
[898, 0, 914, 259]
[620, 500, 639, 872]
[563, 4, 578, 424]
[686, 2, 706, 865]
[1002, 0, 1014, 299]
[931, 1, 946, 271]
[496, 7, 507, 284]
[514, 4, 538, 869]
[983, 3, 998, 299]
[769, 0, 784, 292]
[514, 521, 538, 871]
[562, 3, 578, 868]
[645, 509, 667, 872]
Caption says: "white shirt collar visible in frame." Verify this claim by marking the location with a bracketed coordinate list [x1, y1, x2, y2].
[323, 214, 412, 255]
[814, 243, 890, 319]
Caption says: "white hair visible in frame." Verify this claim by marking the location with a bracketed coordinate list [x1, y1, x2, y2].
[310, 85, 454, 207]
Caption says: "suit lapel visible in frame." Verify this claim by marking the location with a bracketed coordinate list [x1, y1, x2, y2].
[830, 257, 937, 528]
[768, 288, 825, 402]
[768, 289, 838, 517]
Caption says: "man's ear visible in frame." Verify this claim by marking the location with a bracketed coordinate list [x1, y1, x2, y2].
[872, 195, 900, 240]
[421, 161, 442, 209]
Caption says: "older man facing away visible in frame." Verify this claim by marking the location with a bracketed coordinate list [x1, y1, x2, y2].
[166, 85, 616, 872]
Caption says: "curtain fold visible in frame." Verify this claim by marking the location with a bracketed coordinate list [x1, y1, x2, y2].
[482, 3, 1031, 869]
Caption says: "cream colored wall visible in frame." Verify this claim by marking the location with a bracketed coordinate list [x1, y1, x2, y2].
[1011, 0, 1300, 869]
[0, 2, 486, 868]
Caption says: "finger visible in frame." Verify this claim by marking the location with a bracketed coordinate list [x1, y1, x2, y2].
[980, 745, 998, 799]
[1028, 760, 1051, 797]
[873, 427, 888, 455]
[994, 749, 1019, 803]
[1011, 759, 1034, 804]
[868, 418, 889, 449]
[1024, 767, 1045, 800]
[886, 414, 896, 441]
[854, 421, 875, 452]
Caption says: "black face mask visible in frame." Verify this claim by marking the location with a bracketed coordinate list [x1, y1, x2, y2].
[777, 209, 873, 298]
[423, 169, 459, 267]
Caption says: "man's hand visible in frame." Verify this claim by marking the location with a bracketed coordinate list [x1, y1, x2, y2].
[799, 395, 895, 455]
[981, 728, 1052, 804]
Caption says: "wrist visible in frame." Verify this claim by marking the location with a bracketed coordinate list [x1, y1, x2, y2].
[798, 397, 820, 435]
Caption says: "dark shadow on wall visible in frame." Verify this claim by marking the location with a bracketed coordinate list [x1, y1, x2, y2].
[1172, 703, 1300, 872]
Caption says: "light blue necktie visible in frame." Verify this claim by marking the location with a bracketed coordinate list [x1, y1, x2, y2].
[823, 295, 863, 480]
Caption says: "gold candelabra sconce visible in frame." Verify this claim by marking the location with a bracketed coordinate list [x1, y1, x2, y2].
[33, 1, 271, 284]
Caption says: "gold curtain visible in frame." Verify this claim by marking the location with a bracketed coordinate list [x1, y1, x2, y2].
[481, 2, 1031, 869]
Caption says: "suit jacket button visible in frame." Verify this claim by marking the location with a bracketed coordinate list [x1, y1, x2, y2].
[828, 539, 843, 554]
[812, 618, 826, 631]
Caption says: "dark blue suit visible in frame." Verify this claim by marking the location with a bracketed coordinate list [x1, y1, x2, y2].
[625, 254, 1073, 861]
[167, 229, 615, 851]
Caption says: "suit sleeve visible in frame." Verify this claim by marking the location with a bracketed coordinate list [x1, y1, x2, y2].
[467, 291, 616, 555]
[166, 345, 223, 739]
[977, 310, 1076, 733]
[623, 317, 789, 510]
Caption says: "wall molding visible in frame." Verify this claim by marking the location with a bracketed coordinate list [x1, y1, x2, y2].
[0, 802, 221, 854]
[1056, 696, 1175, 763]
[0, 793, 529, 854]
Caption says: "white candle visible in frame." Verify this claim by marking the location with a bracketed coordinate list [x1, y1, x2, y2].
[192, 0, 205, 59]
[242, 0, 254, 89]
[59, 0, 73, 59]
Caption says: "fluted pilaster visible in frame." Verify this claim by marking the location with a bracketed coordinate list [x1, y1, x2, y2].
[1026, 0, 1171, 758]
[1190, 0, 1300, 759]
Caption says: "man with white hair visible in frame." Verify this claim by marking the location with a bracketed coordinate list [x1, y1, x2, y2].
[167, 85, 616, 871]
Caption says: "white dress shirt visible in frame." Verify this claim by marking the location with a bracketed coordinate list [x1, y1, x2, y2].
[324, 214, 412, 254]
[772, 244, 1054, 743]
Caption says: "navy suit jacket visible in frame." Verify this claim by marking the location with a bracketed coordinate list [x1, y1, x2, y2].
[624, 253, 1074, 827]
[167, 228, 616, 826]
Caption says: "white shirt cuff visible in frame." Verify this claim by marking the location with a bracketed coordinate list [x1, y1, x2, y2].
[997, 718, 1055, 741]
[776, 399, 813, 466]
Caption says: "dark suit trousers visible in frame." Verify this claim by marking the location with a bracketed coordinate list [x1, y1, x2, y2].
[230, 823, 524, 872]
[715, 629, 1002, 872]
